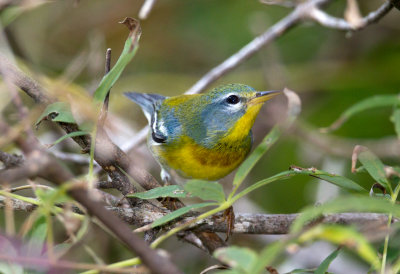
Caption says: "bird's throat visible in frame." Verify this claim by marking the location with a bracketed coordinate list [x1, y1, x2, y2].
[220, 104, 263, 143]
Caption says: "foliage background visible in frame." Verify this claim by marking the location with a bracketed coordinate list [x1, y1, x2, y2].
[1, 0, 400, 272]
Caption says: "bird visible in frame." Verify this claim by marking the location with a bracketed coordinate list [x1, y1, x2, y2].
[125, 83, 280, 183]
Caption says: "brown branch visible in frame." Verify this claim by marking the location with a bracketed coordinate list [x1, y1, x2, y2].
[309, 0, 395, 31]
[0, 151, 23, 169]
[0, 253, 146, 273]
[0, 146, 181, 274]
[0, 52, 226, 254]
[0, 196, 36, 212]
[98, 48, 112, 128]
[123, 0, 397, 151]
[2, 195, 392, 236]
[186, 0, 395, 94]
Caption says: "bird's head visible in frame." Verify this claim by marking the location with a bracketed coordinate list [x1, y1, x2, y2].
[200, 83, 280, 142]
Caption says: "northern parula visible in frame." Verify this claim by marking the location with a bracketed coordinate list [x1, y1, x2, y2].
[125, 83, 279, 182]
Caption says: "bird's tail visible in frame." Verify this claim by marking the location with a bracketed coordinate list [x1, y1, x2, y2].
[124, 92, 165, 124]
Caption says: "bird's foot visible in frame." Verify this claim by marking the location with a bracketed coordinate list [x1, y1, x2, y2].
[160, 169, 171, 186]
[214, 206, 235, 242]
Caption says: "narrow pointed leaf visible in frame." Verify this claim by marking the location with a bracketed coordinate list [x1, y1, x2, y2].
[93, 18, 141, 103]
[46, 131, 89, 148]
[233, 126, 281, 187]
[127, 185, 188, 199]
[391, 108, 400, 138]
[356, 147, 391, 192]
[298, 225, 380, 270]
[321, 95, 400, 132]
[315, 247, 340, 274]
[233, 88, 301, 187]
[36, 102, 76, 128]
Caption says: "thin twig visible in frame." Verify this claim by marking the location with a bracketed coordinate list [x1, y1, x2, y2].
[309, 0, 394, 31]
[0, 151, 23, 169]
[0, 253, 146, 273]
[98, 48, 112, 127]
[139, 0, 157, 19]
[123, 0, 396, 150]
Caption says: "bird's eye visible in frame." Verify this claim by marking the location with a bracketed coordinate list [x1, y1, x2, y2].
[226, 95, 240, 104]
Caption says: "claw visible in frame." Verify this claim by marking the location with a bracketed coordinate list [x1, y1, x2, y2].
[223, 206, 235, 241]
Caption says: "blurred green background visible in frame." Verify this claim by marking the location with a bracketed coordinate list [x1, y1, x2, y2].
[2, 0, 400, 272]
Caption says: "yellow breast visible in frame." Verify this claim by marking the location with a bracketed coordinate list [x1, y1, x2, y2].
[151, 136, 251, 180]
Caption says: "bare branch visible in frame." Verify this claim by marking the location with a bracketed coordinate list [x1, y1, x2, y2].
[185, 0, 394, 94]
[98, 48, 112, 127]
[123, 0, 396, 151]
[309, 0, 394, 31]
[0, 195, 36, 212]
[0, 54, 52, 104]
[0, 50, 225, 256]
[0, 253, 146, 273]
[1, 195, 392, 236]
[139, 0, 157, 20]
[0, 151, 23, 169]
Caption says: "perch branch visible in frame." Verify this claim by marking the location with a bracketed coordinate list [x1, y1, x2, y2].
[0, 195, 392, 235]
[0, 52, 226, 254]
[0, 151, 23, 168]
[0, 140, 181, 274]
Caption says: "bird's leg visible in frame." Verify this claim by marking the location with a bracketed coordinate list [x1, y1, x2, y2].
[160, 168, 179, 209]
[223, 206, 235, 241]
[160, 168, 171, 186]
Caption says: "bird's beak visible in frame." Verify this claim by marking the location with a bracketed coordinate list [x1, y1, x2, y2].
[248, 90, 281, 106]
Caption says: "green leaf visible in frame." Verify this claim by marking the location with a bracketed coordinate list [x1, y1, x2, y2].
[315, 247, 340, 274]
[233, 126, 281, 187]
[233, 170, 295, 202]
[46, 131, 89, 148]
[285, 269, 317, 274]
[232, 88, 301, 188]
[298, 225, 380, 270]
[315, 173, 365, 192]
[184, 180, 225, 203]
[214, 246, 258, 273]
[127, 185, 189, 199]
[26, 215, 47, 256]
[151, 202, 217, 228]
[93, 18, 141, 103]
[233, 167, 365, 205]
[391, 108, 400, 139]
[36, 102, 76, 128]
[251, 240, 288, 273]
[291, 196, 400, 233]
[356, 147, 391, 193]
[290, 167, 366, 193]
[322, 95, 400, 132]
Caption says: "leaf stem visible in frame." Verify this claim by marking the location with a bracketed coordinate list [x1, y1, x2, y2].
[80, 257, 141, 274]
[87, 126, 97, 189]
[380, 182, 400, 274]
[150, 202, 230, 248]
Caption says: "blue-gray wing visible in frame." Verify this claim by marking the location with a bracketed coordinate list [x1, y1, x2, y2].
[124, 92, 167, 143]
